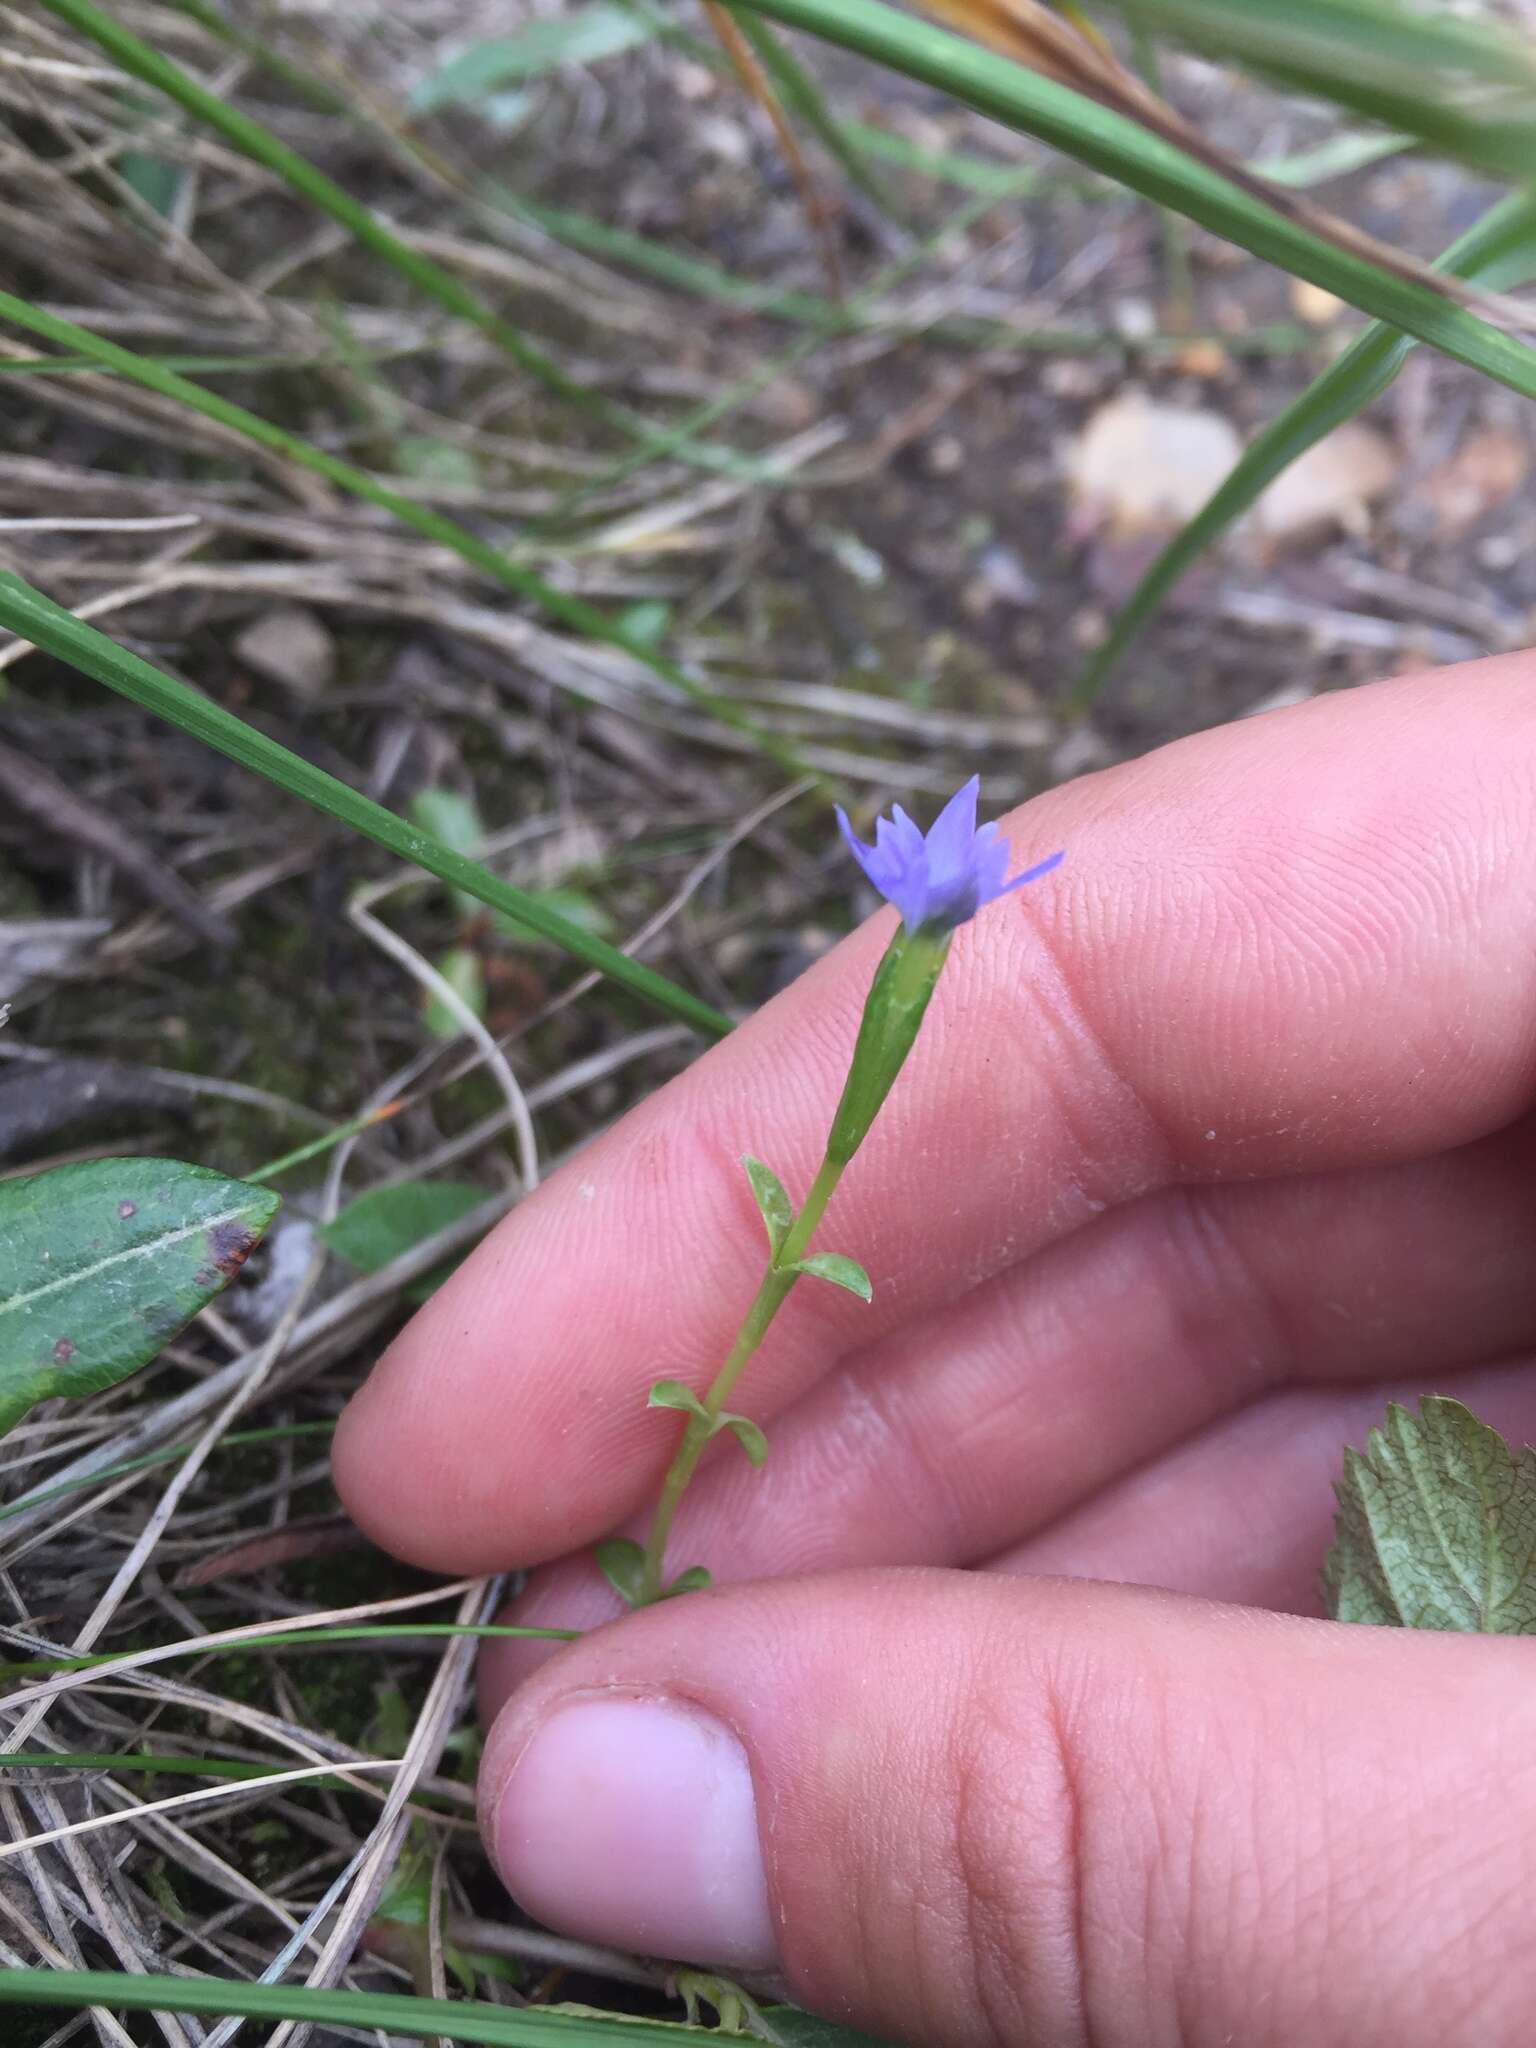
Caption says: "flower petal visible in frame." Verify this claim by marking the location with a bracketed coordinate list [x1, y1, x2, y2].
[921, 774, 981, 882]
[836, 807, 886, 893]
[997, 847, 1066, 896]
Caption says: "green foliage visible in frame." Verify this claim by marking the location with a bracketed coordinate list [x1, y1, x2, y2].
[736, 0, 1536, 406]
[0, 295, 810, 784]
[0, 569, 732, 1038]
[719, 1413, 769, 1467]
[409, 789, 490, 922]
[1073, 190, 1536, 705]
[321, 1183, 488, 1274]
[659, 1564, 714, 1598]
[594, 1535, 649, 1607]
[423, 946, 490, 1040]
[827, 926, 950, 1167]
[742, 1155, 795, 1258]
[649, 1380, 769, 1466]
[792, 1253, 873, 1302]
[35, 0, 634, 420]
[0, 1159, 278, 1437]
[647, 1378, 712, 1422]
[0, 1968, 892, 2044]
[1323, 1398, 1536, 1632]
[1091, 0, 1536, 181]
[411, 5, 662, 113]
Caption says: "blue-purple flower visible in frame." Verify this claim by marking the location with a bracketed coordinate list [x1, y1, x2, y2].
[836, 775, 1062, 934]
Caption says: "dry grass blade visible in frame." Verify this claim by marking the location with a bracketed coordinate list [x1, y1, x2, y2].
[702, 0, 847, 301]
[0, 1760, 403, 1863]
[912, 0, 1536, 328]
[0, 1580, 482, 1717]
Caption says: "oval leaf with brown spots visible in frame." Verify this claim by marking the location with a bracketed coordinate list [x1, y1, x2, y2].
[0, 1158, 279, 1437]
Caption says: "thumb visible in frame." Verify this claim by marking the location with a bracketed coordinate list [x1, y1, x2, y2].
[478, 1569, 1536, 2048]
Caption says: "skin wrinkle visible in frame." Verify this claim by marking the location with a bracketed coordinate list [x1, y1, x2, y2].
[340, 671, 1536, 1586]
[482, 1117, 1536, 1712]
[1167, 1184, 1295, 1406]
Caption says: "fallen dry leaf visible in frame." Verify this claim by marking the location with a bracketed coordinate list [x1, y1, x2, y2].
[1291, 279, 1344, 326]
[1418, 427, 1529, 536]
[234, 604, 335, 700]
[1249, 422, 1398, 544]
[1065, 389, 1241, 538]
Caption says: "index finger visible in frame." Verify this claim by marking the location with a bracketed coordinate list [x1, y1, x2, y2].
[334, 659, 1536, 1572]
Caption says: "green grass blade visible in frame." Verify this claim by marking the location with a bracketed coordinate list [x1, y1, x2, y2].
[0, 1423, 335, 1525]
[1071, 190, 1536, 708]
[154, 0, 348, 111]
[3, 1624, 580, 1680]
[410, 6, 662, 114]
[0, 1973, 889, 2048]
[1091, 0, 1536, 182]
[724, 5, 899, 221]
[0, 568, 731, 1038]
[734, 0, 1536, 405]
[0, 291, 812, 784]
[35, 0, 641, 434]
[4, 1752, 349, 1782]
[0, 1968, 697, 2043]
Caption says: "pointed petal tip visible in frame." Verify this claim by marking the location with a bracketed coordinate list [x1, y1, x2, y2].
[1001, 847, 1065, 894]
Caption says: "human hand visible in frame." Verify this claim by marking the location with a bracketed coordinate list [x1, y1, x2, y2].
[334, 659, 1536, 2048]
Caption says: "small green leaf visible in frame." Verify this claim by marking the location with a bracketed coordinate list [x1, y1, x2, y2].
[396, 436, 482, 489]
[118, 150, 182, 217]
[594, 1537, 647, 1608]
[742, 1154, 794, 1257]
[718, 1413, 768, 1468]
[374, 1833, 433, 1928]
[410, 6, 660, 113]
[661, 1565, 712, 1600]
[1322, 1397, 1536, 1632]
[494, 888, 614, 948]
[647, 1378, 710, 1425]
[320, 1182, 486, 1275]
[409, 788, 485, 920]
[423, 945, 487, 1040]
[616, 599, 671, 646]
[0, 1159, 279, 1437]
[793, 1253, 873, 1303]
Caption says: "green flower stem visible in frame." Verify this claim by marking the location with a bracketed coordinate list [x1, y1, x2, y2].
[826, 925, 950, 1166]
[636, 923, 950, 1603]
[637, 1153, 845, 1605]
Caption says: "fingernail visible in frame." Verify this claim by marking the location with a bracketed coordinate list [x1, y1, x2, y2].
[491, 1692, 776, 1971]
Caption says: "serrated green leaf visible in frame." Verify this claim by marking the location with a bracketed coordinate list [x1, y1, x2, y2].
[718, 1412, 769, 1467]
[0, 1159, 279, 1437]
[594, 1537, 647, 1608]
[794, 1252, 873, 1303]
[661, 1565, 712, 1599]
[742, 1153, 794, 1256]
[646, 1378, 710, 1424]
[1322, 1397, 1536, 1632]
